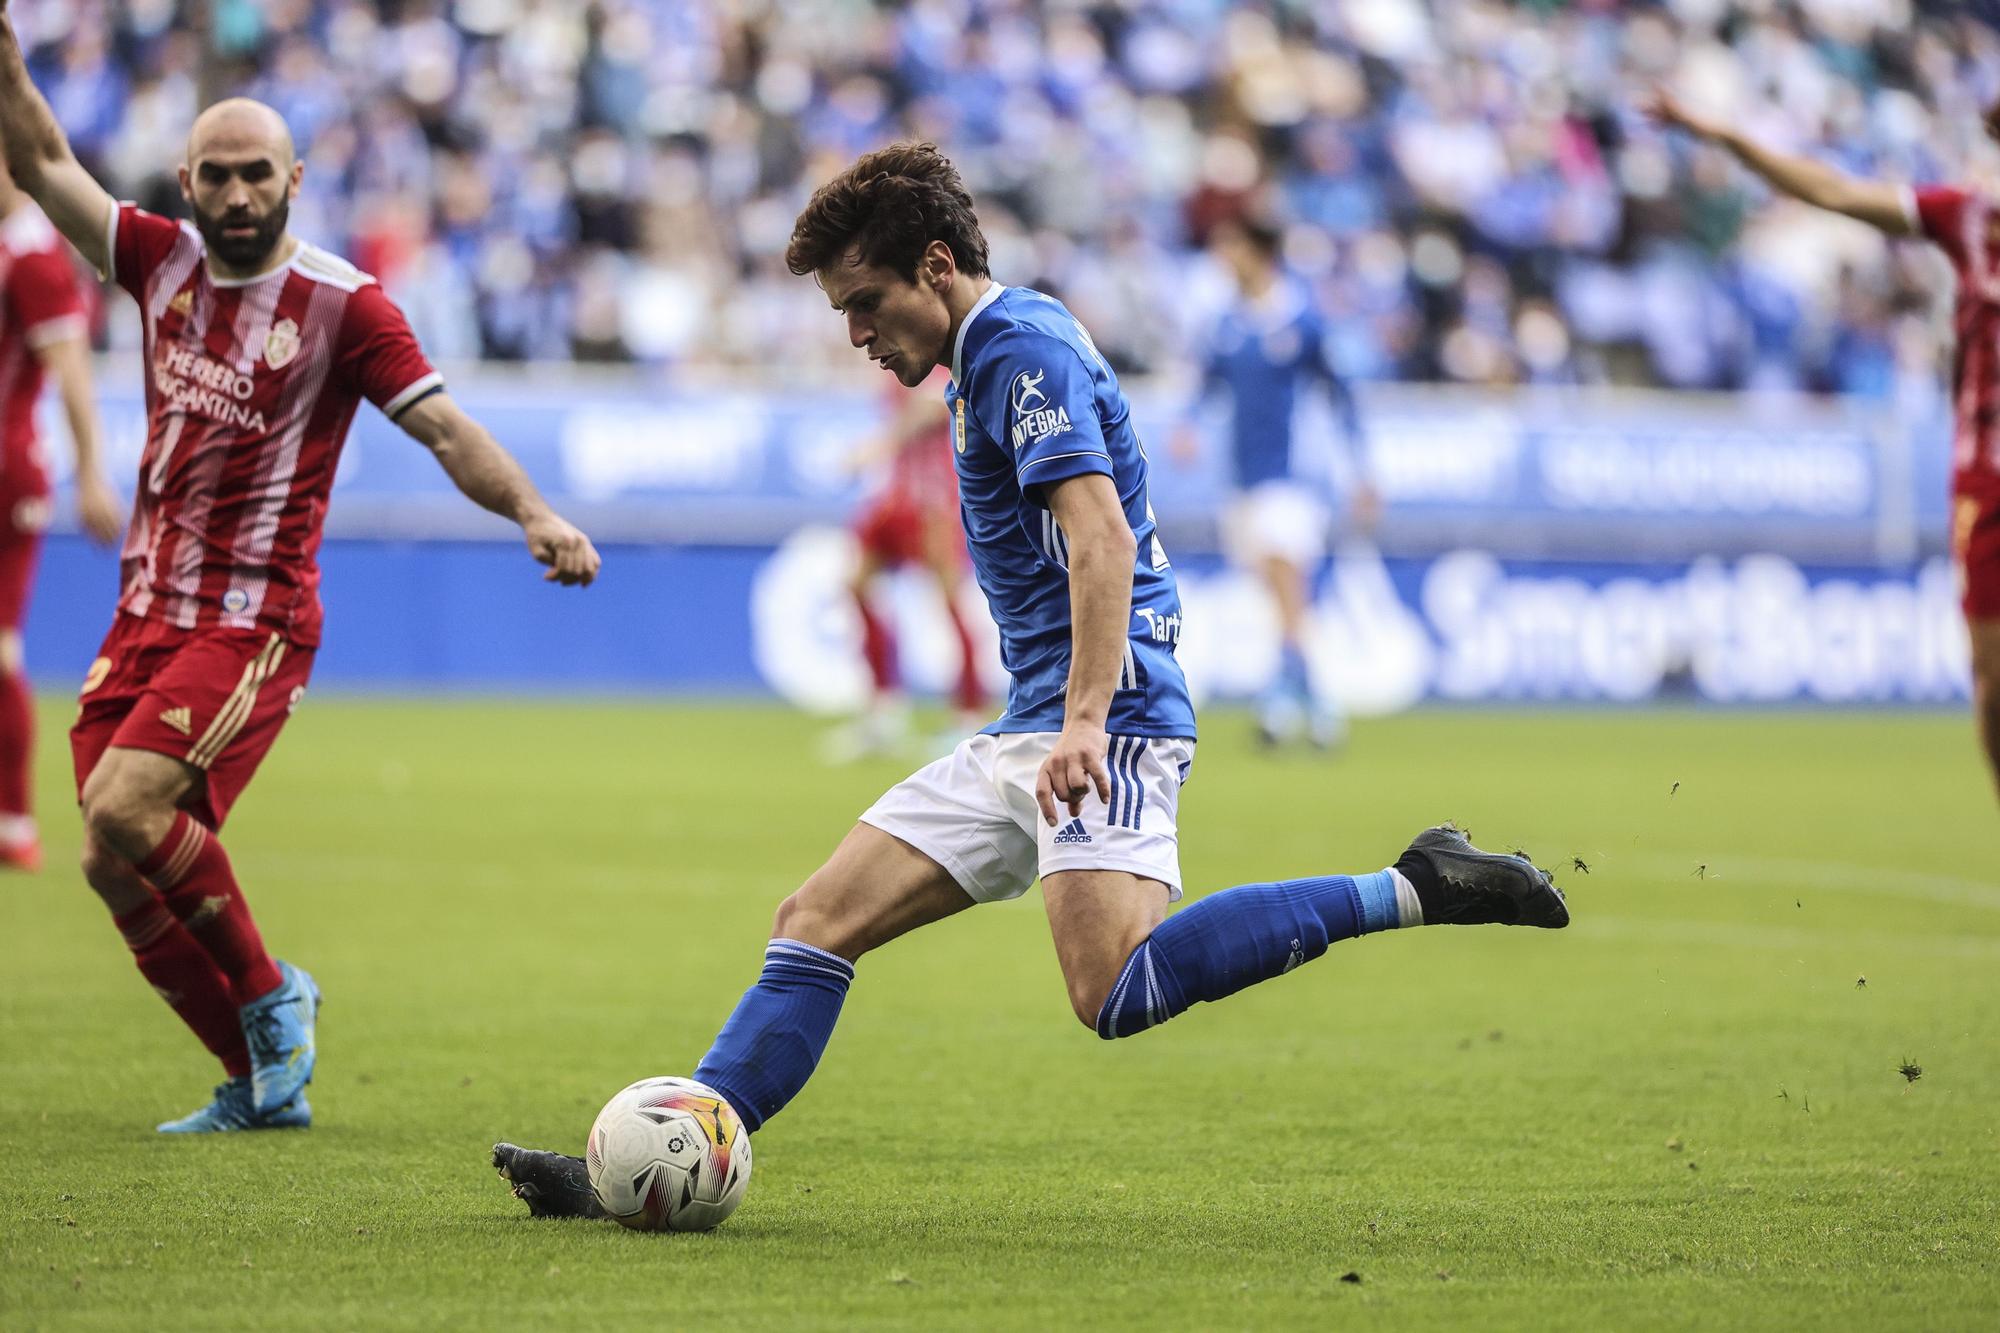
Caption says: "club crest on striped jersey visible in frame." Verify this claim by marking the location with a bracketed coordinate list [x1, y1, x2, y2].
[263, 317, 301, 370]
[167, 288, 193, 318]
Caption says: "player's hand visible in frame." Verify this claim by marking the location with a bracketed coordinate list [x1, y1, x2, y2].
[74, 475, 123, 546]
[523, 509, 601, 586]
[1642, 87, 1724, 142]
[1036, 721, 1110, 827]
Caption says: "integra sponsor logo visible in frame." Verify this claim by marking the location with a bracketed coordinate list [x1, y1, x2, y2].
[153, 344, 267, 431]
[1011, 406, 1072, 449]
[1009, 367, 1072, 450]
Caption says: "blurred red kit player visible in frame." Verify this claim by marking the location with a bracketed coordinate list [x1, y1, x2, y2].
[847, 369, 983, 739]
[0, 163, 121, 870]
[1905, 186, 2000, 619]
[1650, 89, 2000, 805]
[0, 0, 602, 1133]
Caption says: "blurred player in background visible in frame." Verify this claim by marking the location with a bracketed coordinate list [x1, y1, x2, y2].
[0, 0, 601, 1133]
[0, 155, 122, 871]
[828, 366, 983, 761]
[1178, 216, 1375, 750]
[492, 143, 1567, 1221]
[1648, 88, 2000, 808]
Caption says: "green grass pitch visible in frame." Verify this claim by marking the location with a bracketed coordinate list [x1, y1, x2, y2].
[2, 698, 1997, 1329]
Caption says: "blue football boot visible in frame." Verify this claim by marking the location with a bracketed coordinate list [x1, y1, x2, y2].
[241, 960, 320, 1114]
[157, 1076, 312, 1133]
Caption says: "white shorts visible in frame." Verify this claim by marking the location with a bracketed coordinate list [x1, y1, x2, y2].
[861, 731, 1197, 904]
[1221, 481, 1330, 569]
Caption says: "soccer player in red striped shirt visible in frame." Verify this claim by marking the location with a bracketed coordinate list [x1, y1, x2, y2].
[0, 6, 602, 1132]
[835, 369, 984, 758]
[1649, 88, 2000, 808]
[0, 157, 122, 871]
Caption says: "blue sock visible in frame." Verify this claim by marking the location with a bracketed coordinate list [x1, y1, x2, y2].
[1096, 869, 1406, 1039]
[692, 939, 853, 1132]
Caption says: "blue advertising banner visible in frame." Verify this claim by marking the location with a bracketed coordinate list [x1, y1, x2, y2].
[23, 372, 1958, 704]
[37, 372, 1940, 561]
[25, 531, 1970, 707]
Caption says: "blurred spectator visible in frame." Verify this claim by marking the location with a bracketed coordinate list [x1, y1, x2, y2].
[17, 0, 1999, 398]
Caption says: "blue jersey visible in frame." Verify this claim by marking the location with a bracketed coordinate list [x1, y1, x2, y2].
[1197, 281, 1362, 490]
[946, 284, 1196, 739]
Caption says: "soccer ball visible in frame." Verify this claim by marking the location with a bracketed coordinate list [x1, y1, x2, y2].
[585, 1076, 753, 1231]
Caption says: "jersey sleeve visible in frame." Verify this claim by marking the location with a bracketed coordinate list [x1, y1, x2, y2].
[976, 330, 1112, 506]
[108, 202, 188, 301]
[5, 248, 87, 350]
[1905, 185, 1972, 264]
[335, 280, 444, 420]
[1306, 314, 1365, 444]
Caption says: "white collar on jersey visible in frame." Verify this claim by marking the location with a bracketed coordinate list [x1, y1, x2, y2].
[949, 280, 1006, 384]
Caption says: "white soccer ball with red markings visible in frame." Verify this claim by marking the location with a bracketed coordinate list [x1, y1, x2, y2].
[586, 1076, 752, 1231]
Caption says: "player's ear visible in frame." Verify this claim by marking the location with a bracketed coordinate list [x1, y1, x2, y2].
[922, 240, 954, 294]
[176, 162, 192, 205]
[287, 157, 304, 200]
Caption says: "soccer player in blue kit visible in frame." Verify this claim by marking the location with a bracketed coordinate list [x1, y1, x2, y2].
[1181, 215, 1376, 748]
[493, 144, 1569, 1218]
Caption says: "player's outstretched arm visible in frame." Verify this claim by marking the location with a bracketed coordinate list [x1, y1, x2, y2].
[1035, 472, 1135, 827]
[0, 3, 117, 272]
[397, 392, 602, 586]
[1644, 88, 1913, 236]
[39, 335, 122, 544]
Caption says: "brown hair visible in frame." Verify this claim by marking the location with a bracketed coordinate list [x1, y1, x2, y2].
[786, 141, 990, 282]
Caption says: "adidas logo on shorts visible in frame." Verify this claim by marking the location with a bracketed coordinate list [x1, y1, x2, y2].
[1053, 818, 1092, 846]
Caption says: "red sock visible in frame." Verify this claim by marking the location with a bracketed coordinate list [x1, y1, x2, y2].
[854, 590, 898, 693]
[137, 812, 283, 1005]
[0, 666, 31, 819]
[113, 896, 252, 1078]
[944, 598, 983, 713]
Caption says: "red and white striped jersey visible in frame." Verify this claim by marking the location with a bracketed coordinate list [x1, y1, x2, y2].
[109, 202, 441, 646]
[0, 201, 88, 479]
[1906, 185, 2000, 497]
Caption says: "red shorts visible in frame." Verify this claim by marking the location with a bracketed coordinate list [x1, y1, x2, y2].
[0, 461, 50, 629]
[70, 614, 315, 829]
[855, 494, 959, 567]
[1954, 489, 2000, 621]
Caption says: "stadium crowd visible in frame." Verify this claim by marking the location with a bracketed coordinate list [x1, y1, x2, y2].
[21, 0, 1999, 397]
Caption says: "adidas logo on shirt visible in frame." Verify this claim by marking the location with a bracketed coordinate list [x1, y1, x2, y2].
[1053, 818, 1092, 845]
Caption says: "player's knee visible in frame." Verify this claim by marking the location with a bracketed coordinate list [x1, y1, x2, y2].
[0, 628, 21, 675]
[770, 888, 845, 956]
[79, 772, 161, 857]
[1065, 970, 1117, 1031]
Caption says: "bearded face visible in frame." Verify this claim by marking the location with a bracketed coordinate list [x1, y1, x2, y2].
[192, 191, 291, 270]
